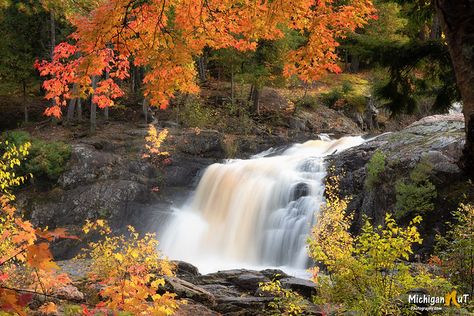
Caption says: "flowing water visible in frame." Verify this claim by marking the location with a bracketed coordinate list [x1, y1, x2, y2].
[159, 136, 365, 275]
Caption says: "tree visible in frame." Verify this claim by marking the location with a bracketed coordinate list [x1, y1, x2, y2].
[434, 1, 474, 178]
[35, 0, 376, 119]
[0, 1, 51, 122]
[342, 1, 409, 72]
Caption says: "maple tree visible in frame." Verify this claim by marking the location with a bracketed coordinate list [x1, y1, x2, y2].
[35, 0, 376, 118]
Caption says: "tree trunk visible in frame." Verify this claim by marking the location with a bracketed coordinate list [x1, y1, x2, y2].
[130, 63, 136, 93]
[248, 84, 254, 103]
[66, 98, 76, 122]
[77, 98, 82, 121]
[350, 54, 360, 73]
[435, 0, 474, 178]
[231, 66, 235, 105]
[50, 11, 56, 59]
[197, 57, 207, 82]
[104, 71, 110, 121]
[22, 81, 28, 123]
[66, 84, 78, 122]
[251, 86, 261, 115]
[143, 97, 149, 124]
[90, 76, 98, 133]
[430, 13, 441, 40]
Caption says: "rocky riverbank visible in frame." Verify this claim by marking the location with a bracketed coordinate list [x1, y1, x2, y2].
[56, 260, 322, 316]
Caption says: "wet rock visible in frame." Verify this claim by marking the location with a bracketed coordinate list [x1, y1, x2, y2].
[173, 260, 200, 277]
[172, 260, 201, 282]
[259, 269, 289, 280]
[163, 276, 216, 306]
[162, 155, 215, 187]
[196, 269, 270, 292]
[174, 299, 220, 316]
[215, 296, 273, 315]
[294, 107, 362, 136]
[280, 277, 317, 299]
[293, 182, 310, 200]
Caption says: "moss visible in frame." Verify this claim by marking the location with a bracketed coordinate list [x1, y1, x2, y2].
[365, 150, 386, 190]
[2, 130, 72, 183]
[395, 158, 437, 219]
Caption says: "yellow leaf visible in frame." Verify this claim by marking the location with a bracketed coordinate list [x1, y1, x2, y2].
[38, 302, 57, 314]
[114, 253, 124, 262]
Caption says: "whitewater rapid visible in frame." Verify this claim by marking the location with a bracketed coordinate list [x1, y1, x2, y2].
[159, 136, 365, 275]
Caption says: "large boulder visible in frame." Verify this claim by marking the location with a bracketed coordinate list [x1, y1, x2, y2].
[280, 277, 317, 299]
[163, 276, 216, 306]
[327, 114, 473, 253]
[176, 129, 225, 158]
[196, 269, 270, 293]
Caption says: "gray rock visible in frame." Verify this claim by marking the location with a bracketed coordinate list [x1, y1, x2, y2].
[215, 296, 273, 315]
[163, 276, 216, 306]
[172, 260, 201, 279]
[176, 129, 225, 158]
[280, 277, 317, 299]
[174, 299, 220, 316]
[53, 285, 84, 302]
[196, 269, 269, 292]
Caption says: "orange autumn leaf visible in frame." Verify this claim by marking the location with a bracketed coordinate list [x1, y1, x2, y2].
[36, 227, 80, 241]
[26, 243, 59, 271]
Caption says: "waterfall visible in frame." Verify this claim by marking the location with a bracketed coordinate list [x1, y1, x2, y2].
[159, 136, 365, 275]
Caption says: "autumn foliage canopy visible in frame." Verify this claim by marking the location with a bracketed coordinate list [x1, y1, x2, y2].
[35, 0, 375, 117]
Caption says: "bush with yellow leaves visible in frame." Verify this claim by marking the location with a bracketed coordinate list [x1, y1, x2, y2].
[143, 125, 170, 166]
[308, 174, 451, 315]
[78, 220, 179, 315]
[1, 141, 76, 315]
[259, 277, 307, 316]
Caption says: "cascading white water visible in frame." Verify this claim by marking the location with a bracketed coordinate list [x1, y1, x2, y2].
[159, 136, 365, 275]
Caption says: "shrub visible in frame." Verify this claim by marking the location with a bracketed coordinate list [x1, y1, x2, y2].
[0, 139, 30, 199]
[309, 175, 451, 315]
[78, 220, 179, 315]
[2, 131, 71, 182]
[179, 99, 215, 128]
[26, 140, 71, 181]
[341, 81, 354, 94]
[365, 150, 386, 190]
[295, 94, 319, 110]
[320, 88, 343, 108]
[434, 203, 474, 295]
[259, 278, 307, 316]
[395, 159, 437, 218]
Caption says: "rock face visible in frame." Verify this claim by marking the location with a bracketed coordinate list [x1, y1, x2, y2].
[328, 114, 473, 253]
[17, 129, 168, 258]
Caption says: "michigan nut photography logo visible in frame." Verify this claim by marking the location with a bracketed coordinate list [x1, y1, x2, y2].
[408, 289, 470, 312]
